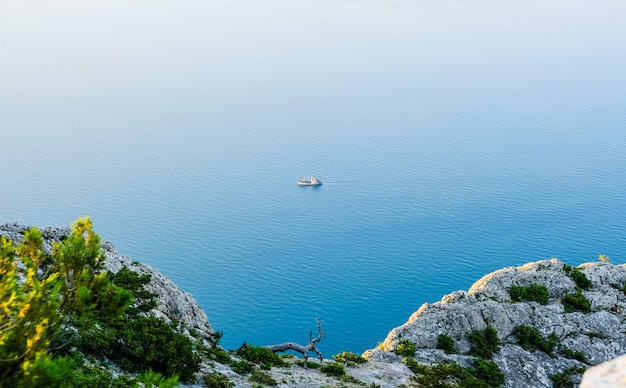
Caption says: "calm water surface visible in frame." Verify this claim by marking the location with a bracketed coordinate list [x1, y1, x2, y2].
[1, 0, 626, 354]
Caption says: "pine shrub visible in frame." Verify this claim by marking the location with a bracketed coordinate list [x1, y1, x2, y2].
[395, 339, 417, 357]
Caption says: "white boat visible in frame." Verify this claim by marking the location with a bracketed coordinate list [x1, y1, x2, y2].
[297, 177, 322, 186]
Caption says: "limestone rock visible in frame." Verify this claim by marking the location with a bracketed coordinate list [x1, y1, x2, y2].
[0, 223, 213, 338]
[102, 241, 213, 338]
[6, 222, 626, 387]
[366, 259, 626, 388]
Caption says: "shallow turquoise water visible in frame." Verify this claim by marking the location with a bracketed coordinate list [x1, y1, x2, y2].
[1, 0, 626, 355]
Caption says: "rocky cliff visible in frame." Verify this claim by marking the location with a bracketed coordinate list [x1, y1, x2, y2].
[0, 223, 213, 340]
[3, 222, 624, 387]
[364, 258, 626, 387]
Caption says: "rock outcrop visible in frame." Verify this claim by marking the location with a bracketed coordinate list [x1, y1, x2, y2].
[0, 223, 213, 339]
[4, 222, 625, 387]
[364, 259, 626, 387]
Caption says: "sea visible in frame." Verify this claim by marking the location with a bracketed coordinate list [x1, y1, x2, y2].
[1, 0, 626, 356]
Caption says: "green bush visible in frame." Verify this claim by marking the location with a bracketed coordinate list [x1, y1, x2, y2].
[135, 369, 180, 388]
[230, 360, 254, 375]
[236, 344, 286, 367]
[249, 370, 277, 386]
[295, 360, 321, 369]
[402, 357, 423, 374]
[333, 351, 367, 365]
[395, 339, 417, 357]
[203, 373, 234, 388]
[562, 347, 589, 364]
[0, 220, 133, 387]
[108, 266, 157, 317]
[403, 358, 504, 388]
[320, 362, 345, 377]
[562, 287, 591, 313]
[204, 346, 232, 364]
[437, 334, 456, 354]
[77, 315, 200, 382]
[472, 358, 505, 387]
[570, 270, 592, 290]
[509, 285, 527, 302]
[564, 265, 592, 290]
[513, 325, 558, 355]
[509, 284, 549, 305]
[550, 366, 586, 388]
[468, 326, 501, 360]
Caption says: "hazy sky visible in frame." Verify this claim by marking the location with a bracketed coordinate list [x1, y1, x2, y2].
[2, 0, 625, 150]
[3, 0, 625, 92]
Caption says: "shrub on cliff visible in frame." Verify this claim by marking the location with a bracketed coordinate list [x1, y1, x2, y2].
[468, 326, 500, 359]
[395, 339, 417, 357]
[320, 362, 345, 377]
[75, 302, 201, 382]
[513, 325, 558, 355]
[509, 284, 549, 305]
[562, 287, 591, 313]
[333, 351, 367, 365]
[437, 334, 456, 354]
[0, 218, 132, 386]
[403, 357, 504, 387]
[563, 265, 592, 290]
[203, 372, 234, 388]
[236, 343, 286, 367]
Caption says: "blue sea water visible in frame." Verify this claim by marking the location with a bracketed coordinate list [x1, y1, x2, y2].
[1, 0, 626, 355]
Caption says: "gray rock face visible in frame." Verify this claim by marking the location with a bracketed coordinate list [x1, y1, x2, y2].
[6, 222, 626, 387]
[0, 223, 213, 338]
[365, 259, 626, 387]
[102, 241, 214, 338]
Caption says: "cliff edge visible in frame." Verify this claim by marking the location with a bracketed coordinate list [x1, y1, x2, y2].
[364, 258, 626, 387]
[3, 222, 624, 387]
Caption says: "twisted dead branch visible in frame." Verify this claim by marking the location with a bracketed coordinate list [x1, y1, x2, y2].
[266, 318, 325, 363]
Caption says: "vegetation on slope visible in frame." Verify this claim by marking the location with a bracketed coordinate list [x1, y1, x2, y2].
[0, 218, 199, 386]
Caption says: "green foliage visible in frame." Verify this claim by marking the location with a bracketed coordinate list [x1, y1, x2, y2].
[513, 325, 558, 355]
[468, 326, 501, 360]
[403, 357, 504, 388]
[561, 347, 589, 364]
[550, 366, 586, 388]
[294, 360, 321, 369]
[320, 362, 345, 377]
[402, 357, 422, 374]
[108, 266, 156, 317]
[203, 373, 234, 388]
[395, 339, 417, 357]
[52, 219, 132, 329]
[204, 346, 233, 364]
[0, 218, 132, 386]
[249, 370, 278, 386]
[333, 351, 368, 365]
[563, 266, 592, 290]
[69, 363, 139, 387]
[76, 314, 200, 382]
[472, 358, 505, 387]
[135, 369, 179, 388]
[437, 334, 456, 354]
[236, 343, 286, 367]
[562, 287, 591, 313]
[509, 284, 549, 305]
[230, 360, 255, 375]
[208, 330, 224, 347]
